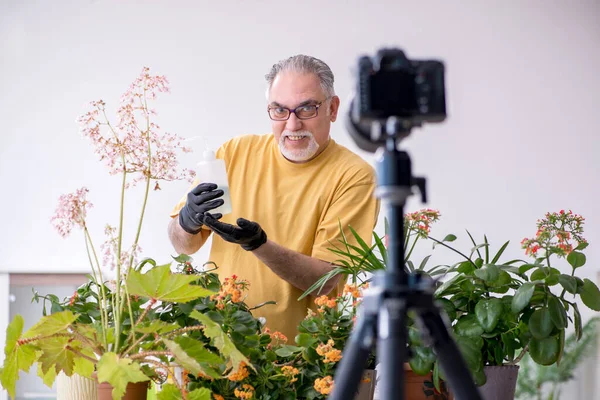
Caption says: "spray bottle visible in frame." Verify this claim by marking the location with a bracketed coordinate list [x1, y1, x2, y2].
[196, 149, 232, 216]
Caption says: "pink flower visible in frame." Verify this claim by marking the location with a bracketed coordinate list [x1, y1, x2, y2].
[51, 187, 92, 238]
[76, 67, 195, 189]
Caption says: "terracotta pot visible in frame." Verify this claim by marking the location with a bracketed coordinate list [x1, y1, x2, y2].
[355, 369, 377, 400]
[478, 365, 519, 400]
[404, 368, 454, 400]
[56, 372, 98, 400]
[96, 380, 150, 400]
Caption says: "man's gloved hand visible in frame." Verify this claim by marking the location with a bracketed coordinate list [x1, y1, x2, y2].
[178, 183, 224, 234]
[202, 213, 267, 251]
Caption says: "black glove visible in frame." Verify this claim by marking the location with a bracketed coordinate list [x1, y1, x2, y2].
[202, 213, 267, 251]
[178, 183, 224, 234]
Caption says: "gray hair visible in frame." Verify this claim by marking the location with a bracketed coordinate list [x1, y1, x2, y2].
[265, 55, 336, 98]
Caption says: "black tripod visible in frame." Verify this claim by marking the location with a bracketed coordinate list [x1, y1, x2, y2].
[329, 117, 482, 400]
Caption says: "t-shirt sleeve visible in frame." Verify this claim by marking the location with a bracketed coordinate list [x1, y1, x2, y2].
[311, 177, 380, 265]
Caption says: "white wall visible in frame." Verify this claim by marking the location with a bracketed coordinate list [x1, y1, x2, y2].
[1, 0, 598, 397]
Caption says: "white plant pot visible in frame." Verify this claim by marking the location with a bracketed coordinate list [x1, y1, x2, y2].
[56, 372, 98, 400]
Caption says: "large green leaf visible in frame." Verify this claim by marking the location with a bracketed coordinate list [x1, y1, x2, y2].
[475, 298, 503, 332]
[127, 264, 215, 302]
[454, 336, 483, 372]
[163, 337, 223, 376]
[409, 346, 436, 375]
[580, 279, 600, 311]
[566, 251, 586, 268]
[96, 352, 149, 400]
[511, 283, 535, 313]
[529, 308, 553, 339]
[157, 383, 212, 400]
[136, 320, 180, 335]
[0, 316, 38, 398]
[474, 265, 500, 283]
[37, 336, 78, 376]
[558, 274, 577, 294]
[188, 388, 212, 400]
[529, 334, 560, 366]
[25, 310, 79, 338]
[454, 315, 484, 337]
[548, 296, 567, 330]
[190, 311, 252, 373]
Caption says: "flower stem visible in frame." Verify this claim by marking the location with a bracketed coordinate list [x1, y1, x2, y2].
[65, 346, 98, 364]
[83, 227, 109, 351]
[428, 236, 478, 268]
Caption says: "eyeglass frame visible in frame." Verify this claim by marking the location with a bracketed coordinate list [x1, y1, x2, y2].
[266, 97, 332, 121]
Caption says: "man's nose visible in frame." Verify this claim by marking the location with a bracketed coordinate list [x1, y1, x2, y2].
[285, 113, 302, 131]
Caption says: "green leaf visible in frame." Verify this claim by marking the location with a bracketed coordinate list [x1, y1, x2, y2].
[454, 336, 483, 372]
[37, 336, 90, 377]
[157, 383, 182, 400]
[409, 346, 436, 375]
[575, 242, 589, 250]
[37, 361, 57, 388]
[475, 298, 503, 332]
[73, 355, 95, 378]
[573, 303, 583, 341]
[511, 283, 535, 313]
[454, 315, 484, 337]
[556, 327, 565, 365]
[567, 251, 586, 268]
[436, 298, 456, 322]
[26, 310, 79, 338]
[96, 352, 149, 400]
[443, 234, 457, 242]
[558, 274, 577, 294]
[275, 345, 303, 358]
[491, 240, 510, 264]
[188, 388, 212, 400]
[548, 296, 567, 330]
[580, 279, 600, 311]
[127, 264, 215, 302]
[0, 316, 39, 399]
[529, 334, 560, 366]
[474, 265, 500, 282]
[529, 308, 553, 339]
[136, 320, 180, 335]
[456, 261, 476, 275]
[295, 333, 318, 348]
[190, 311, 252, 372]
[163, 337, 223, 377]
[172, 254, 193, 264]
[519, 264, 537, 275]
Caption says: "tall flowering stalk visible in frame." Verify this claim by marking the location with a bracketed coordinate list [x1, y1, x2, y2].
[53, 67, 194, 353]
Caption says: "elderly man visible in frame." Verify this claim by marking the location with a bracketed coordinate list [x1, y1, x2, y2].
[168, 55, 379, 339]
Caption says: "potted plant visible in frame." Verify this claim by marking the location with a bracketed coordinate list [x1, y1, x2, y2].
[429, 209, 600, 399]
[0, 67, 250, 400]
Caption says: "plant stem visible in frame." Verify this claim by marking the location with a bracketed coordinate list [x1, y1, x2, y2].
[404, 235, 419, 264]
[71, 328, 104, 356]
[428, 236, 478, 268]
[65, 346, 98, 364]
[508, 344, 529, 365]
[121, 333, 150, 356]
[144, 359, 183, 393]
[83, 227, 109, 351]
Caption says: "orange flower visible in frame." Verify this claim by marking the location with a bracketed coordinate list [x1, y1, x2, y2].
[213, 395, 225, 400]
[234, 384, 254, 399]
[314, 376, 334, 395]
[228, 362, 249, 382]
[281, 365, 299, 383]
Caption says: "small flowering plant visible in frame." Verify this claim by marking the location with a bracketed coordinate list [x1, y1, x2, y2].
[0, 68, 249, 400]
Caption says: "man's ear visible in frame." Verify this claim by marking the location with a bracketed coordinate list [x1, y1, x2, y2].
[328, 96, 341, 122]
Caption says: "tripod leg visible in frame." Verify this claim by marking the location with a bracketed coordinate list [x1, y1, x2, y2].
[420, 309, 483, 400]
[377, 297, 407, 400]
[329, 310, 377, 400]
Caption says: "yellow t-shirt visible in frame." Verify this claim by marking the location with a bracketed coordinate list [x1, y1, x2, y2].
[170, 133, 380, 340]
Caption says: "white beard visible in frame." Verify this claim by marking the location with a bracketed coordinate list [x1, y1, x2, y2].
[278, 130, 320, 162]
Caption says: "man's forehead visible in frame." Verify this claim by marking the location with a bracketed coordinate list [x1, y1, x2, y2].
[268, 72, 324, 104]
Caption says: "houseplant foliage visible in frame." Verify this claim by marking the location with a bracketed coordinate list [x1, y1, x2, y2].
[515, 316, 599, 400]
[305, 209, 600, 390]
[160, 257, 374, 400]
[0, 68, 249, 400]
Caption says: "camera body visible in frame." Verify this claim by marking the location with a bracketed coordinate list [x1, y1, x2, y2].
[346, 48, 447, 152]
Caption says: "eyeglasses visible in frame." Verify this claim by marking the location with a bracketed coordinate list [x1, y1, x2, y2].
[267, 98, 331, 121]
